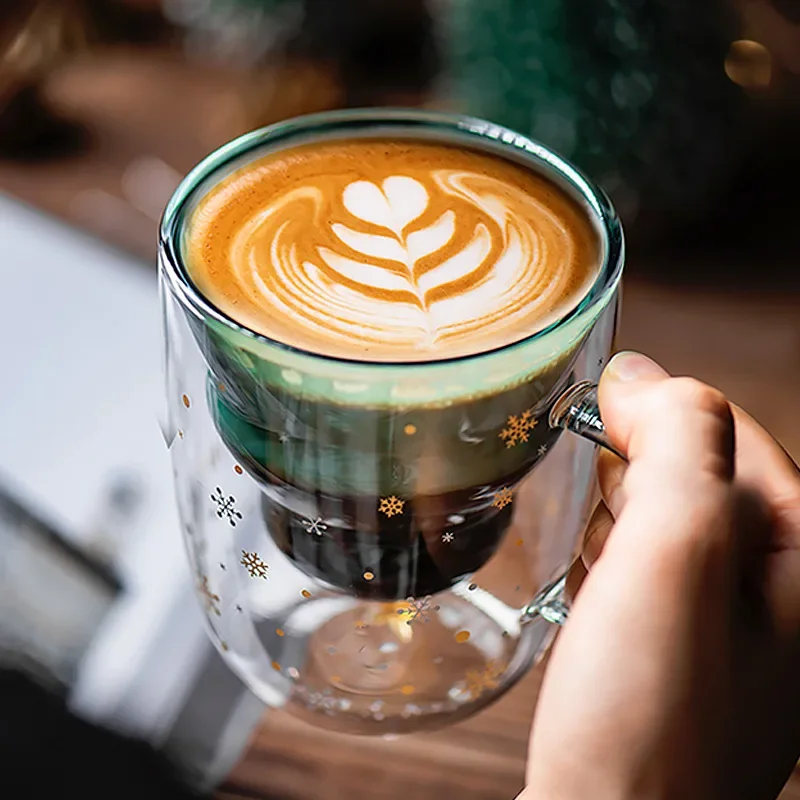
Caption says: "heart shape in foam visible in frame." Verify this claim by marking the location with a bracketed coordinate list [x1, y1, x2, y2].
[342, 177, 429, 236]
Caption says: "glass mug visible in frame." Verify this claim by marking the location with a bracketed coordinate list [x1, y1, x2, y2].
[160, 109, 624, 734]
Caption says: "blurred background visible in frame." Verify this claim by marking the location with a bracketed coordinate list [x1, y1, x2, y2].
[1, 1, 799, 798]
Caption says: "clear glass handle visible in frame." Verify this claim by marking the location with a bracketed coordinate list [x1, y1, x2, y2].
[548, 380, 625, 460]
[523, 381, 627, 626]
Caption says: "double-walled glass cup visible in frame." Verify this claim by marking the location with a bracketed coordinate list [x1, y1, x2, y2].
[160, 109, 624, 734]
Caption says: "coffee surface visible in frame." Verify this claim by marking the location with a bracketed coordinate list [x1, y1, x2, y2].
[187, 139, 600, 362]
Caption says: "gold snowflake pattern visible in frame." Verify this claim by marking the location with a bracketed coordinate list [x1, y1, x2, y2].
[499, 408, 537, 448]
[198, 576, 221, 617]
[465, 661, 505, 700]
[240, 550, 269, 579]
[379, 495, 404, 518]
[492, 487, 514, 510]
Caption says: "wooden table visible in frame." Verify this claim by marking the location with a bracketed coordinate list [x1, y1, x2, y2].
[1, 46, 799, 800]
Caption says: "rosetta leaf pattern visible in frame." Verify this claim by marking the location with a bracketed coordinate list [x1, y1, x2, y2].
[318, 176, 498, 328]
[221, 160, 579, 357]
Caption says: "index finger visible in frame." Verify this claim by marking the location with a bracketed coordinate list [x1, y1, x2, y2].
[595, 355, 736, 577]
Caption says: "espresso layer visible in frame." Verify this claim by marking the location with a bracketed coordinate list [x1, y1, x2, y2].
[187, 139, 600, 361]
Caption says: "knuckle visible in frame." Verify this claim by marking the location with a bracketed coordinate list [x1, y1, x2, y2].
[643, 378, 735, 480]
[653, 377, 732, 423]
[670, 377, 729, 416]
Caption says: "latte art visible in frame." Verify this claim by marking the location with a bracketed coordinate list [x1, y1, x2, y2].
[188, 140, 599, 361]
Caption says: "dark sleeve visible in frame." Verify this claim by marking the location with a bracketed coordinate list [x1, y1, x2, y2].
[0, 668, 205, 800]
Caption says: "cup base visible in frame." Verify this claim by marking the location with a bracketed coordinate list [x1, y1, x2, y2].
[227, 586, 555, 734]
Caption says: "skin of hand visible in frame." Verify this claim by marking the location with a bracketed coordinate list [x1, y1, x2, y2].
[522, 351, 800, 800]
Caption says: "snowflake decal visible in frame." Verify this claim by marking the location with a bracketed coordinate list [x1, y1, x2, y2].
[499, 409, 537, 448]
[210, 487, 242, 526]
[537, 444, 548, 457]
[301, 517, 328, 537]
[240, 550, 269, 579]
[198, 576, 221, 617]
[278, 432, 291, 444]
[442, 531, 454, 543]
[465, 661, 504, 699]
[307, 691, 338, 713]
[492, 487, 514, 510]
[397, 596, 439, 626]
[401, 703, 422, 718]
[379, 495, 404, 517]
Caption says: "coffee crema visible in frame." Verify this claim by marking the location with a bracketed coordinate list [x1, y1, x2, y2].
[187, 139, 600, 362]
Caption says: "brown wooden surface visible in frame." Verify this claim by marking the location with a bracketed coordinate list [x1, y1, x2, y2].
[1, 46, 799, 800]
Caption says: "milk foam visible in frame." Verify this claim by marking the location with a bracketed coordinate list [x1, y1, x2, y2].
[188, 140, 599, 361]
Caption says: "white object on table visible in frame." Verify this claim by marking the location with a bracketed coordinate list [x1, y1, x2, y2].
[0, 193, 264, 787]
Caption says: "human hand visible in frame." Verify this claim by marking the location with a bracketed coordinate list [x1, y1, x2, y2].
[523, 351, 800, 800]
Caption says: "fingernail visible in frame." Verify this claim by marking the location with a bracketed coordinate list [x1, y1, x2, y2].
[606, 351, 667, 382]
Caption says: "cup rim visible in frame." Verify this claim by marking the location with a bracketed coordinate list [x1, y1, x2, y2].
[159, 107, 624, 370]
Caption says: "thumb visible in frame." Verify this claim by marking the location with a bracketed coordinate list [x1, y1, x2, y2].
[595, 352, 669, 517]
[596, 351, 736, 568]
[598, 351, 670, 448]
